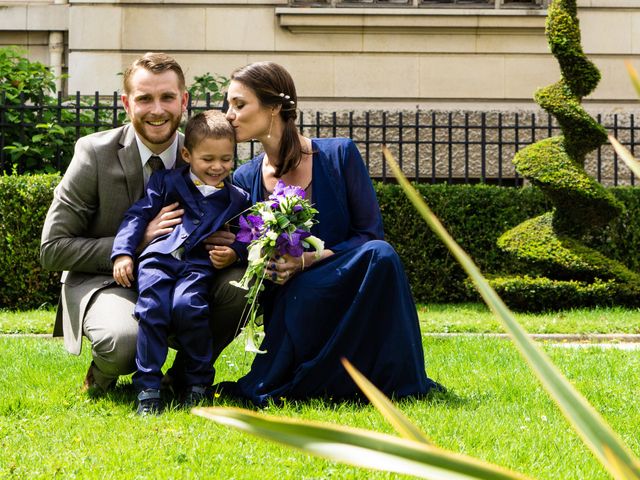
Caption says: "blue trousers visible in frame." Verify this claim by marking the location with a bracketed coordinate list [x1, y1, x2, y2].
[133, 254, 214, 391]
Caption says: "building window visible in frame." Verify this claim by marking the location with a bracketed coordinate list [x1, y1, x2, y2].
[291, 0, 548, 8]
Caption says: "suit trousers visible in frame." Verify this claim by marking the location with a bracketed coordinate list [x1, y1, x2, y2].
[133, 255, 217, 391]
[82, 265, 246, 390]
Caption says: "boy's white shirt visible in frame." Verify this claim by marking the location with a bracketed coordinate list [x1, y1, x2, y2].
[189, 170, 223, 197]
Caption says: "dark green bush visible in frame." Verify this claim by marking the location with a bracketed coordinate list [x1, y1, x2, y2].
[376, 184, 552, 303]
[494, 0, 637, 309]
[376, 183, 640, 306]
[487, 275, 640, 312]
[0, 174, 61, 309]
[1, 177, 639, 310]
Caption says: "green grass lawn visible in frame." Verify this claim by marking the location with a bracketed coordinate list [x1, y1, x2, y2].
[1, 306, 640, 479]
[4, 303, 640, 335]
[418, 303, 640, 334]
[0, 308, 57, 334]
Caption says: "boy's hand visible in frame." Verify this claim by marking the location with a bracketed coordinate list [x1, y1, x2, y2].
[139, 202, 184, 252]
[113, 255, 135, 288]
[209, 246, 237, 269]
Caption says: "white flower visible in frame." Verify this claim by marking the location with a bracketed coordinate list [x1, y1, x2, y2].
[304, 235, 325, 258]
[262, 210, 276, 223]
[247, 243, 265, 263]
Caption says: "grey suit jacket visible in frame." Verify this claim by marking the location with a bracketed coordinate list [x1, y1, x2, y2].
[40, 123, 184, 355]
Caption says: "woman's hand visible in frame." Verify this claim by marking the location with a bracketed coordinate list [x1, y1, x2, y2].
[265, 250, 333, 285]
[139, 202, 184, 252]
[265, 255, 297, 285]
[113, 255, 135, 288]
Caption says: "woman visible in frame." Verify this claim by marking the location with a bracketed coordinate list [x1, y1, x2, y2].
[222, 61, 443, 406]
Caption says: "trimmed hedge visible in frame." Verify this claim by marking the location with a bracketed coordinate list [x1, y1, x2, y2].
[488, 275, 640, 312]
[376, 183, 552, 303]
[0, 174, 61, 309]
[1, 175, 639, 310]
[490, 0, 640, 311]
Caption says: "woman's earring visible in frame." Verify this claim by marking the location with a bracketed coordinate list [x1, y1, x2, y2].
[267, 113, 274, 139]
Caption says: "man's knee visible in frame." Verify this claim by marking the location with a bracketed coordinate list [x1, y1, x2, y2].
[90, 323, 137, 376]
[208, 266, 246, 358]
[84, 286, 138, 377]
[209, 266, 246, 304]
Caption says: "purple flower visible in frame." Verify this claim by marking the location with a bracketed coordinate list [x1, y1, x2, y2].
[269, 180, 306, 204]
[275, 228, 311, 257]
[237, 214, 264, 243]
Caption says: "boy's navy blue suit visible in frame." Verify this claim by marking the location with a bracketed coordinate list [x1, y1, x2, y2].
[112, 165, 250, 391]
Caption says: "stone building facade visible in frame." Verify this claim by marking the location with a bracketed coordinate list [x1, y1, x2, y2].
[1, 0, 639, 184]
[1, 0, 638, 109]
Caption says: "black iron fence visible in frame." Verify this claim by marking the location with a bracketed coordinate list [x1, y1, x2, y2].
[1, 92, 637, 186]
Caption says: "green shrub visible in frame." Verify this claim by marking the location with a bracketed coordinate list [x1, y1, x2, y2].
[494, 0, 639, 307]
[487, 275, 640, 312]
[0, 47, 125, 174]
[376, 184, 551, 302]
[1, 177, 639, 310]
[0, 174, 61, 309]
[376, 183, 640, 306]
[497, 211, 640, 283]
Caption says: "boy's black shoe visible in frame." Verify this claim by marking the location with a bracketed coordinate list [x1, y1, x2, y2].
[182, 385, 209, 409]
[137, 389, 163, 416]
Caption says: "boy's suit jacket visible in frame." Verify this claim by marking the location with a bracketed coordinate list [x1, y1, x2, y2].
[40, 124, 185, 355]
[111, 166, 249, 265]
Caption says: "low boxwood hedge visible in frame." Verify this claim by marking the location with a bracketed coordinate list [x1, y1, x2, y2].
[0, 174, 61, 309]
[1, 175, 639, 310]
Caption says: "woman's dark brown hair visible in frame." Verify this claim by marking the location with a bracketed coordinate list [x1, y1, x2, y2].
[230, 62, 304, 177]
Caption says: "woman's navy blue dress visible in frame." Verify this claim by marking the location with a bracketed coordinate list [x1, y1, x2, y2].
[230, 138, 440, 405]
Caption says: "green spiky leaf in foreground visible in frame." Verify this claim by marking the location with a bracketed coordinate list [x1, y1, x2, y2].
[382, 146, 640, 480]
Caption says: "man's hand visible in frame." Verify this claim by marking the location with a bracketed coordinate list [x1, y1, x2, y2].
[204, 227, 237, 269]
[139, 202, 184, 252]
[202, 228, 236, 250]
[113, 255, 135, 288]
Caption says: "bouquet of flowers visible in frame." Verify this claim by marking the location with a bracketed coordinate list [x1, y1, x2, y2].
[231, 180, 324, 353]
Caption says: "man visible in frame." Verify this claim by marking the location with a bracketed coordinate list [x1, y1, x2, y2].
[40, 52, 245, 393]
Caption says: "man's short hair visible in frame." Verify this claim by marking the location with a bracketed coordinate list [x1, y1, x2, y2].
[123, 52, 186, 94]
[184, 110, 235, 152]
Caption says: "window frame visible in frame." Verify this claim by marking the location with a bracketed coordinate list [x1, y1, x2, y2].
[289, 0, 549, 8]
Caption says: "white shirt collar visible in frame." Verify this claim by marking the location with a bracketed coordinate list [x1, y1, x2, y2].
[135, 133, 179, 185]
[189, 170, 223, 197]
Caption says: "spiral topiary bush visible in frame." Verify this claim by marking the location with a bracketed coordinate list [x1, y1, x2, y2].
[493, 0, 640, 310]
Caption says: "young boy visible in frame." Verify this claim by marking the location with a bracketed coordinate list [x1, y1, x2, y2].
[111, 110, 249, 415]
